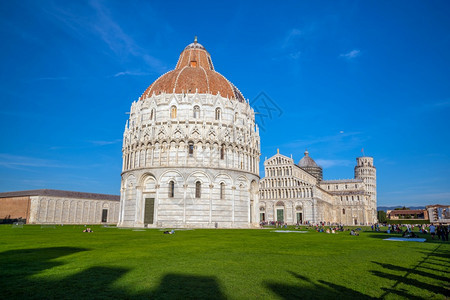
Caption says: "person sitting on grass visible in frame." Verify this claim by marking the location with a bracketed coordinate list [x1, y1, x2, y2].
[83, 228, 93, 233]
[402, 230, 417, 238]
[350, 230, 359, 236]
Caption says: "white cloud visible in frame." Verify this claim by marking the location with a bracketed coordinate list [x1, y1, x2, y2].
[0, 154, 74, 170]
[89, 139, 122, 146]
[113, 71, 149, 77]
[43, 0, 168, 73]
[340, 49, 361, 59]
[282, 28, 303, 49]
[315, 159, 353, 168]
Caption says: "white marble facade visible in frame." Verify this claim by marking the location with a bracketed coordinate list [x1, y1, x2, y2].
[118, 91, 260, 228]
[259, 153, 377, 225]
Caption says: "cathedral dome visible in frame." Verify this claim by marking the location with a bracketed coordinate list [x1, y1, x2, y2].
[298, 150, 319, 168]
[299, 150, 323, 181]
[142, 38, 245, 102]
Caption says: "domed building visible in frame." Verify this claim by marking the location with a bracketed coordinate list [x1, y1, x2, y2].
[298, 150, 323, 181]
[118, 38, 260, 228]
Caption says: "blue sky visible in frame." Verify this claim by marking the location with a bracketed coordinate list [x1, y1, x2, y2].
[0, 0, 449, 207]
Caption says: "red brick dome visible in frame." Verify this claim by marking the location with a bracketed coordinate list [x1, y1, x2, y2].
[142, 39, 245, 102]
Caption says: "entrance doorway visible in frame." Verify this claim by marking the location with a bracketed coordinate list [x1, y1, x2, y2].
[144, 198, 155, 224]
[276, 209, 284, 223]
[296, 212, 302, 224]
[260, 212, 265, 222]
[101, 209, 108, 223]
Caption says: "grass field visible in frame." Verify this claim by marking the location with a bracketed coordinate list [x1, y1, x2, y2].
[0, 225, 448, 299]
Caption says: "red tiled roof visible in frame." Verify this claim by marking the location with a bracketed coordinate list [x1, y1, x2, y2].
[142, 41, 244, 102]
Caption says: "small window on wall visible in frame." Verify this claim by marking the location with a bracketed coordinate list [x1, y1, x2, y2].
[169, 181, 175, 198]
[220, 182, 225, 200]
[171, 106, 177, 119]
[150, 109, 154, 121]
[215, 108, 221, 120]
[343, 208, 346, 215]
[188, 144, 194, 156]
[220, 146, 225, 160]
[193, 106, 200, 118]
[195, 181, 201, 198]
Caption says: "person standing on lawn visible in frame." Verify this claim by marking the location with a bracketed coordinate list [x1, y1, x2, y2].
[430, 224, 436, 239]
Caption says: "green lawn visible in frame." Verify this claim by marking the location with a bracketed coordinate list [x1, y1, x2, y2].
[0, 225, 448, 299]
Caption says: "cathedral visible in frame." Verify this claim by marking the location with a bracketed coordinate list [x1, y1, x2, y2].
[259, 150, 377, 226]
[118, 39, 377, 228]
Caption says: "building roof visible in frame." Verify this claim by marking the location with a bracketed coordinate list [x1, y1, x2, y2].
[388, 210, 425, 215]
[142, 38, 245, 102]
[426, 204, 450, 208]
[298, 150, 321, 169]
[0, 189, 120, 201]
[321, 179, 363, 184]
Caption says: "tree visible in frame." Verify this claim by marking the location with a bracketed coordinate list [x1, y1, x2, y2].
[377, 210, 387, 223]
[394, 206, 410, 210]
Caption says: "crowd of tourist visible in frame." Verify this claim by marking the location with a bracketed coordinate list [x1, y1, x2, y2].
[257, 220, 449, 241]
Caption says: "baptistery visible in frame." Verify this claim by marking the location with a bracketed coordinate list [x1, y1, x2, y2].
[118, 38, 261, 228]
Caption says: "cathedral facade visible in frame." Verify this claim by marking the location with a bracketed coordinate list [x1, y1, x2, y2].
[118, 39, 260, 228]
[259, 150, 377, 225]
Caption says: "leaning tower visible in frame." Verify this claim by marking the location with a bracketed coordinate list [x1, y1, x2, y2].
[354, 156, 377, 222]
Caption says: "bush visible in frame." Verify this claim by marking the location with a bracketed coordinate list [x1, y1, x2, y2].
[387, 219, 429, 225]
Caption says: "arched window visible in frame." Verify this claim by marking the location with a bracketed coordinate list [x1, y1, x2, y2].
[169, 181, 175, 198]
[342, 208, 346, 215]
[195, 181, 201, 198]
[234, 112, 238, 122]
[150, 109, 154, 121]
[220, 182, 225, 200]
[220, 146, 225, 160]
[193, 106, 200, 118]
[188, 143, 194, 156]
[215, 108, 221, 120]
[171, 106, 177, 119]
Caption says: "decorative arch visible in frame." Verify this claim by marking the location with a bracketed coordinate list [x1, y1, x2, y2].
[276, 201, 285, 207]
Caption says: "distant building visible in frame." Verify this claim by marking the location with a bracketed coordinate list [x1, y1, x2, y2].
[427, 204, 450, 224]
[259, 150, 377, 225]
[0, 189, 119, 224]
[386, 209, 429, 221]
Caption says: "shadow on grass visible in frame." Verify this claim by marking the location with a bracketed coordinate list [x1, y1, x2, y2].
[372, 261, 448, 282]
[0, 247, 226, 299]
[265, 271, 376, 299]
[371, 244, 450, 299]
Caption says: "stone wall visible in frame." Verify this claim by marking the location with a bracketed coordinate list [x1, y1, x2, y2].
[0, 196, 30, 221]
[28, 196, 119, 224]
